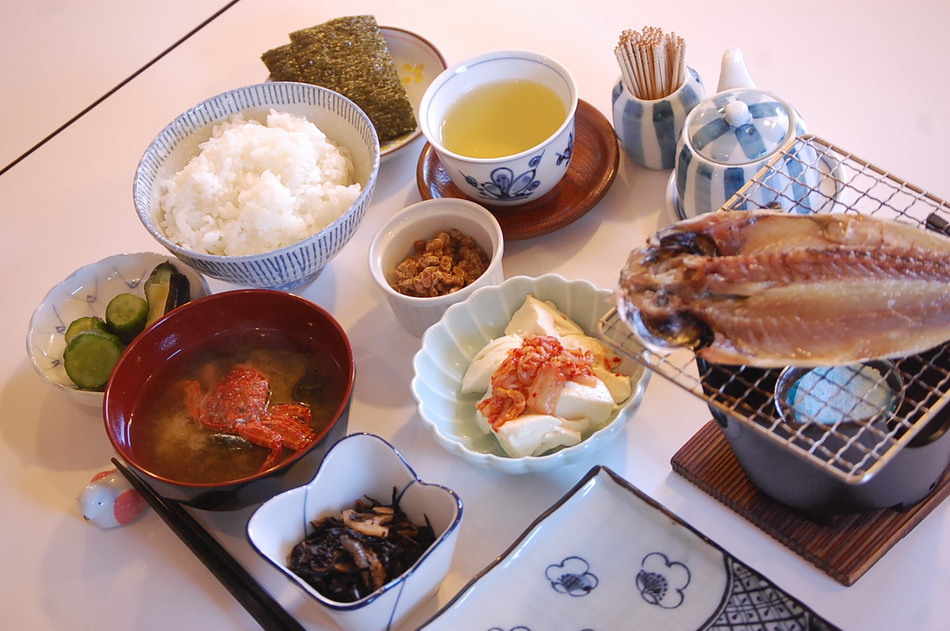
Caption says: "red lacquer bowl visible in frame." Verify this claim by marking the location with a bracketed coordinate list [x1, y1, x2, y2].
[103, 289, 354, 510]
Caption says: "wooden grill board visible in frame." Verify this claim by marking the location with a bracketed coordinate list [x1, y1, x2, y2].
[671, 420, 950, 586]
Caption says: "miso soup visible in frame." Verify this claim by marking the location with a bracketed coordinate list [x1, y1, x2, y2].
[128, 329, 348, 484]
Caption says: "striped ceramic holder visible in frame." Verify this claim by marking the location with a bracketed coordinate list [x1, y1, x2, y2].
[611, 27, 705, 170]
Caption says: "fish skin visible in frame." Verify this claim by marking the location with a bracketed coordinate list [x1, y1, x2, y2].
[616, 210, 950, 367]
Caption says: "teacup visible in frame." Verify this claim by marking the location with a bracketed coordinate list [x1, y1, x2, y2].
[418, 49, 578, 206]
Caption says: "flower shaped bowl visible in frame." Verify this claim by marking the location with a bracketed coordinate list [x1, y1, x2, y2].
[411, 274, 650, 474]
[247, 433, 463, 631]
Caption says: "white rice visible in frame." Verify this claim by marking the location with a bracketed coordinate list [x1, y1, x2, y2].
[158, 109, 362, 256]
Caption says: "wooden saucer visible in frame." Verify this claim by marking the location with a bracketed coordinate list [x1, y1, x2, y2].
[415, 99, 620, 240]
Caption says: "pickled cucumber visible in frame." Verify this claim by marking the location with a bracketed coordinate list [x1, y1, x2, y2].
[64, 316, 109, 344]
[105, 293, 149, 343]
[63, 330, 124, 391]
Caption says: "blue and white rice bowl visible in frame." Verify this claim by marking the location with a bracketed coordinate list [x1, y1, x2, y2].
[133, 82, 379, 290]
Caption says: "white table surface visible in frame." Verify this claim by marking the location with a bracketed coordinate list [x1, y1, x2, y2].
[1, 1, 948, 629]
[0, 0, 237, 171]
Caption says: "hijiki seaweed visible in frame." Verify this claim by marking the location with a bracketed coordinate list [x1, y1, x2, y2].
[287, 490, 436, 602]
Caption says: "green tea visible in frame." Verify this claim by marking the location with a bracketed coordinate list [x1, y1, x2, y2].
[440, 80, 567, 158]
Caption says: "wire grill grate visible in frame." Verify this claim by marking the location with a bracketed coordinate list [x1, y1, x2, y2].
[600, 135, 950, 485]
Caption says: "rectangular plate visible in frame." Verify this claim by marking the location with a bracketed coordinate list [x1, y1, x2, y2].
[420, 465, 839, 630]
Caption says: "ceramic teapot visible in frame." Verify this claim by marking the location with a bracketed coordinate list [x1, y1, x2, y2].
[673, 48, 821, 218]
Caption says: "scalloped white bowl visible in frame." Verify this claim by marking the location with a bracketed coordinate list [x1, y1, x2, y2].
[248, 433, 463, 631]
[411, 274, 651, 474]
[26, 252, 211, 408]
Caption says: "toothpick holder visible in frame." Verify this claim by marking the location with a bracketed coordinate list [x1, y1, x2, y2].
[611, 67, 704, 170]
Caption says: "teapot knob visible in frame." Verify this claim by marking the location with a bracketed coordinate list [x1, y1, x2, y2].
[724, 100, 751, 127]
[717, 47, 755, 92]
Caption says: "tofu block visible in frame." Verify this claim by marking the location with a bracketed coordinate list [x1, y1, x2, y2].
[505, 295, 585, 338]
[461, 334, 523, 394]
[594, 365, 633, 404]
[561, 332, 612, 362]
[561, 333, 632, 403]
[493, 414, 582, 457]
[554, 379, 615, 424]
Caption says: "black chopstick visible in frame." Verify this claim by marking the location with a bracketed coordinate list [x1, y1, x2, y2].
[110, 458, 306, 631]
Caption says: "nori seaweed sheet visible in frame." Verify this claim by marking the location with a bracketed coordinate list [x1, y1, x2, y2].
[260, 44, 303, 82]
[261, 15, 417, 142]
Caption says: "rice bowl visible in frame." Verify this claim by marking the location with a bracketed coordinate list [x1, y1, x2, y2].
[134, 82, 379, 290]
[159, 110, 362, 257]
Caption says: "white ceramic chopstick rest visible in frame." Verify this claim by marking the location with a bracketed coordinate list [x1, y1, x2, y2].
[78, 467, 149, 528]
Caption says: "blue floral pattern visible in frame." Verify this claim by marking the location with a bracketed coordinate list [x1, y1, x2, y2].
[556, 132, 574, 166]
[636, 552, 691, 609]
[546, 556, 599, 596]
[462, 152, 545, 202]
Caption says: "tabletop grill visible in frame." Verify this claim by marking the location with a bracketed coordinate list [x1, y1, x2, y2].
[600, 136, 950, 512]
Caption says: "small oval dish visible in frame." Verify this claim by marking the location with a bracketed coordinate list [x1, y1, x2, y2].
[378, 26, 447, 160]
[26, 252, 211, 408]
[411, 274, 651, 474]
[247, 433, 463, 631]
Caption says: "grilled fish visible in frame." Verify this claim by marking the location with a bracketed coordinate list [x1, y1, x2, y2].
[616, 210, 950, 367]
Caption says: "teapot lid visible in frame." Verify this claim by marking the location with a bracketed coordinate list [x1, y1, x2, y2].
[686, 89, 790, 165]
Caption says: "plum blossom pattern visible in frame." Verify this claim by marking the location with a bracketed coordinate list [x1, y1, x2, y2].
[636, 551, 691, 609]
[545, 556, 599, 596]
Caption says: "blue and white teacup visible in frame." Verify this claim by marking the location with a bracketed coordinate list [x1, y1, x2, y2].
[611, 67, 705, 170]
[418, 49, 578, 206]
